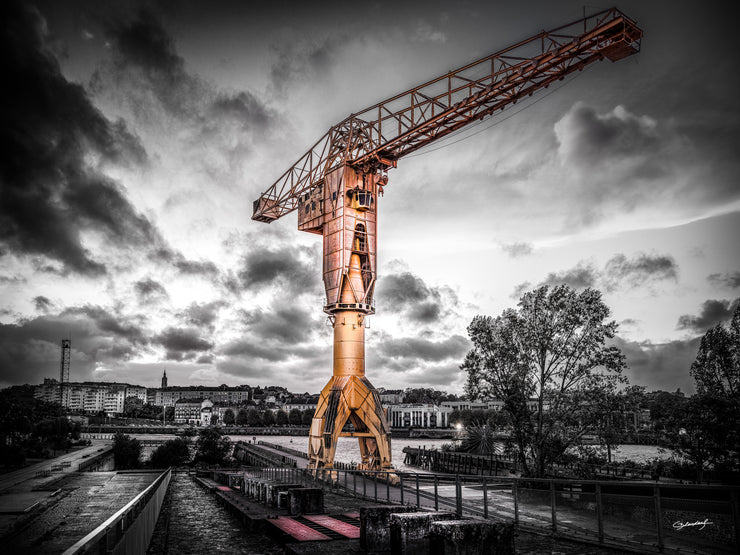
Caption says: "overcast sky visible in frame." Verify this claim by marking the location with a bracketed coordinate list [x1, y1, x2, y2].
[1, 0, 738, 395]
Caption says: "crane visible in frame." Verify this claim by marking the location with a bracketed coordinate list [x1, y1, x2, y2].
[252, 7, 642, 472]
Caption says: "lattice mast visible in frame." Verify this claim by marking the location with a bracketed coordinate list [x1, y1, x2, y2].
[252, 8, 642, 471]
[59, 338, 70, 408]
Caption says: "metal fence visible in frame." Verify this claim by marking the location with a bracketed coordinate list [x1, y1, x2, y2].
[238, 467, 738, 555]
[61, 468, 171, 555]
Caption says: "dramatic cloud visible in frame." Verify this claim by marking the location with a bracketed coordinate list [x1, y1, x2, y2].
[555, 103, 659, 169]
[0, 1, 159, 276]
[708, 272, 740, 289]
[540, 262, 599, 290]
[376, 270, 459, 324]
[235, 244, 320, 296]
[676, 298, 740, 333]
[613, 336, 701, 393]
[33, 296, 53, 313]
[513, 252, 679, 297]
[134, 277, 168, 303]
[155, 326, 214, 361]
[181, 301, 226, 331]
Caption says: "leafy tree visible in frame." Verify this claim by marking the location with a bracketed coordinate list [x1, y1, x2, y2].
[246, 408, 261, 427]
[113, 432, 142, 469]
[670, 305, 740, 481]
[462, 285, 626, 478]
[235, 408, 248, 426]
[194, 427, 231, 466]
[150, 437, 191, 467]
[289, 408, 303, 426]
[223, 409, 235, 426]
[648, 390, 687, 432]
[301, 409, 314, 426]
[275, 410, 289, 426]
[262, 410, 275, 426]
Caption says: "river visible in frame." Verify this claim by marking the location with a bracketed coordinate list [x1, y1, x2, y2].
[228, 435, 670, 470]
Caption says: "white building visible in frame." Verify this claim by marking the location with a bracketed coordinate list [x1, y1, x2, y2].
[389, 403, 453, 428]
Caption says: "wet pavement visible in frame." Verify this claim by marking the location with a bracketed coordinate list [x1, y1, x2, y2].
[2, 471, 158, 554]
[147, 472, 285, 555]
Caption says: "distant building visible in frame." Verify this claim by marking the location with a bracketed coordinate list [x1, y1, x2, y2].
[161, 369, 168, 389]
[379, 389, 404, 405]
[174, 398, 214, 425]
[34, 380, 144, 416]
[389, 403, 453, 428]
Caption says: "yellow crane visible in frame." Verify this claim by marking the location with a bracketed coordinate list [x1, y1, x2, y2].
[252, 7, 642, 472]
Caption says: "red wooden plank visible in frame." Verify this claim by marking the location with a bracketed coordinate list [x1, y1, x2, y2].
[303, 515, 360, 539]
[216, 486, 232, 492]
[269, 517, 331, 541]
[343, 511, 360, 519]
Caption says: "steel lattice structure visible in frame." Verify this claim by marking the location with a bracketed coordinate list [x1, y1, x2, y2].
[251, 7, 642, 472]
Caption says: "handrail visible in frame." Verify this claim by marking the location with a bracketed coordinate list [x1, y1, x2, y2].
[61, 467, 171, 555]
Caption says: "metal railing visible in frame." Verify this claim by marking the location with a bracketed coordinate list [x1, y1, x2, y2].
[61, 468, 171, 555]
[231, 466, 738, 555]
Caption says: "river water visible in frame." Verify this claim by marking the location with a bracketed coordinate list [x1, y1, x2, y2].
[228, 435, 670, 470]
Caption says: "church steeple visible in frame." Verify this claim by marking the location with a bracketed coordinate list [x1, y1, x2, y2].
[161, 369, 168, 389]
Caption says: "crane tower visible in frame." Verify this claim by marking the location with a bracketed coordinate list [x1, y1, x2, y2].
[252, 8, 642, 471]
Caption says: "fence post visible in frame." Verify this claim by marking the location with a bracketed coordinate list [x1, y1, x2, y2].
[374, 472, 378, 501]
[483, 478, 488, 519]
[400, 474, 404, 504]
[353, 471, 357, 497]
[653, 485, 664, 551]
[550, 480, 557, 533]
[513, 481, 519, 525]
[731, 489, 740, 551]
[386, 472, 390, 502]
[455, 475, 462, 518]
[596, 483, 604, 543]
[415, 474, 420, 507]
[434, 476, 439, 511]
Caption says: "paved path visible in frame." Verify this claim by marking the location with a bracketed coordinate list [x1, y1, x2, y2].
[0, 441, 111, 494]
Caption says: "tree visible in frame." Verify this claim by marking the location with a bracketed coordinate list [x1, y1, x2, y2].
[223, 409, 235, 426]
[113, 432, 142, 469]
[194, 427, 231, 466]
[262, 410, 275, 426]
[150, 437, 191, 467]
[462, 285, 626, 478]
[301, 409, 314, 426]
[235, 408, 248, 426]
[672, 304, 740, 481]
[246, 408, 261, 427]
[275, 410, 289, 426]
[289, 408, 303, 426]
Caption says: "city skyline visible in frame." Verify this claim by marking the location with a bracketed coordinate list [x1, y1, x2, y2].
[1, 0, 738, 394]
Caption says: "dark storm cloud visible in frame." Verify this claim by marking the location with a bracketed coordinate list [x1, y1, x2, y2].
[676, 298, 740, 334]
[242, 305, 317, 345]
[603, 253, 678, 290]
[378, 335, 470, 363]
[236, 245, 319, 295]
[105, 9, 272, 128]
[155, 326, 214, 361]
[134, 277, 168, 303]
[0, 305, 151, 386]
[181, 300, 226, 330]
[0, 1, 171, 276]
[708, 272, 740, 289]
[376, 270, 459, 324]
[500, 242, 533, 258]
[540, 262, 598, 290]
[555, 102, 660, 170]
[269, 34, 344, 97]
[513, 252, 678, 297]
[62, 305, 148, 345]
[611, 336, 700, 393]
[33, 296, 53, 313]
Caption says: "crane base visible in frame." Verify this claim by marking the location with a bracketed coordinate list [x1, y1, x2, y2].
[307, 374, 392, 472]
